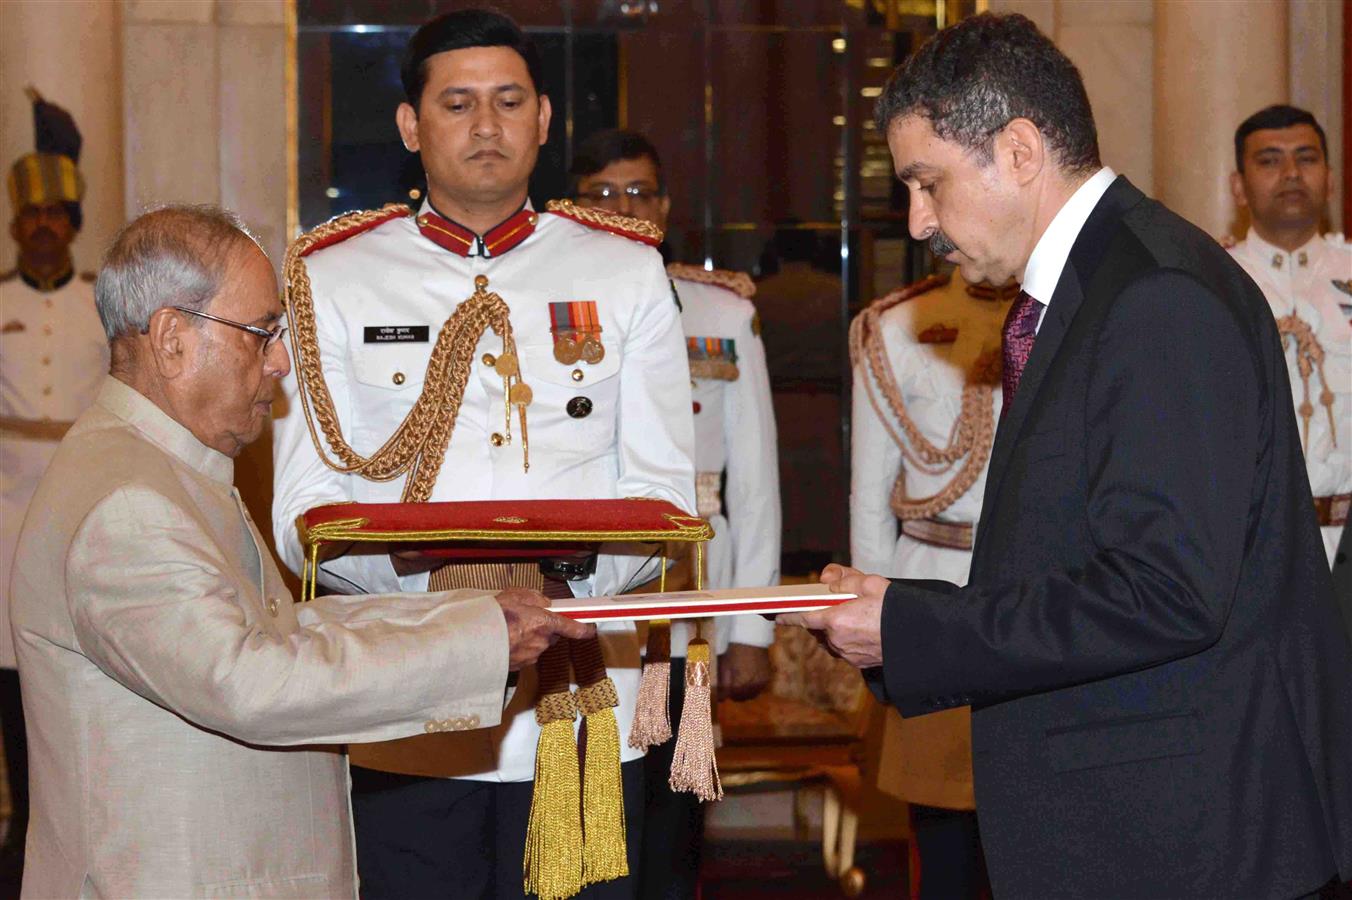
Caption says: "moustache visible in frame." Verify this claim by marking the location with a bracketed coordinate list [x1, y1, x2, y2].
[928, 230, 958, 257]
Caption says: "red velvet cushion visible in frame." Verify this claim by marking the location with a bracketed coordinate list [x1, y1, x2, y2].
[300, 498, 709, 554]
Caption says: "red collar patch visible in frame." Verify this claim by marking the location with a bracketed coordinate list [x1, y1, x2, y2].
[415, 207, 538, 258]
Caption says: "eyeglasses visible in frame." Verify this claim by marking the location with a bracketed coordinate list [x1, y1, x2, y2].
[172, 306, 288, 351]
[576, 184, 663, 205]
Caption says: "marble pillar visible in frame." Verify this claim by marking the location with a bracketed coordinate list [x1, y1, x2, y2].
[987, 0, 1155, 193]
[1288, 0, 1344, 233]
[120, 0, 291, 587]
[0, 0, 125, 271]
[1154, 0, 1288, 239]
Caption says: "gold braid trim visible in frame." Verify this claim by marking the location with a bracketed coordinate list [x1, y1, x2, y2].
[848, 275, 999, 521]
[576, 678, 620, 715]
[285, 208, 529, 501]
[545, 198, 664, 245]
[666, 263, 757, 299]
[1276, 313, 1338, 452]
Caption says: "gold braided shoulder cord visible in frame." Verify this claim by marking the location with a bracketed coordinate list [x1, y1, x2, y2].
[847, 278, 997, 521]
[1276, 313, 1337, 452]
[285, 205, 532, 502]
[544, 198, 665, 245]
[666, 263, 757, 300]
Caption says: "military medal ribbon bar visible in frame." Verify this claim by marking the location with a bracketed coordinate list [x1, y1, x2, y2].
[549, 300, 605, 364]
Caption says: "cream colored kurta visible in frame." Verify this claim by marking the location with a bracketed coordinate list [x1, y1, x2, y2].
[10, 378, 510, 899]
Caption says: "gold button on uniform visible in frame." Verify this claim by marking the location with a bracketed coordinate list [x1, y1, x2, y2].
[267, 597, 280, 617]
[571, 369, 584, 382]
[42, 386, 52, 396]
[392, 371, 406, 385]
[490, 432, 505, 446]
[41, 356, 50, 366]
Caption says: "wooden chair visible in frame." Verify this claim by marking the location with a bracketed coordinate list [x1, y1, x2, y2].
[715, 623, 881, 896]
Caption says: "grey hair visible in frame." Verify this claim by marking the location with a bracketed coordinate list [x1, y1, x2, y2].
[95, 204, 261, 340]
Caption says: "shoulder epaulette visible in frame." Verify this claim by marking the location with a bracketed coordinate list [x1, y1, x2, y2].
[293, 203, 411, 259]
[80, 271, 96, 283]
[544, 198, 663, 247]
[666, 262, 756, 300]
[0, 269, 16, 284]
[866, 273, 951, 317]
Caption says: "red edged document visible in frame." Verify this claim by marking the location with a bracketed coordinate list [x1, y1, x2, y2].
[544, 583, 857, 623]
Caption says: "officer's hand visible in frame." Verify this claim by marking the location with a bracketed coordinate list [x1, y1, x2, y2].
[718, 642, 772, 701]
[495, 588, 596, 672]
[390, 549, 443, 578]
[777, 564, 889, 669]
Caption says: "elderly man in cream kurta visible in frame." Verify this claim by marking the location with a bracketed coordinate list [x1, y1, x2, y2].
[9, 206, 590, 899]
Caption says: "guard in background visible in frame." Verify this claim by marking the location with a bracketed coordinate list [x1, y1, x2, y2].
[571, 129, 779, 900]
[0, 89, 109, 888]
[849, 270, 1011, 900]
[1227, 105, 1350, 568]
[271, 13, 695, 898]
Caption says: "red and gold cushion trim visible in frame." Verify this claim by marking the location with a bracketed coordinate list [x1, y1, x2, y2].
[300, 497, 711, 549]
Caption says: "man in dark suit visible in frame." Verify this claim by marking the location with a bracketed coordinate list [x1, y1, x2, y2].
[781, 13, 1352, 900]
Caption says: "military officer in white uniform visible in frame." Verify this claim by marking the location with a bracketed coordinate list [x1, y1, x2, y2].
[0, 90, 109, 885]
[271, 13, 694, 899]
[571, 129, 778, 900]
[1228, 105, 1351, 565]
[850, 269, 1012, 900]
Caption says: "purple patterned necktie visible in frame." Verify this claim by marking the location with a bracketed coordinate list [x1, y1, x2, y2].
[1001, 290, 1043, 417]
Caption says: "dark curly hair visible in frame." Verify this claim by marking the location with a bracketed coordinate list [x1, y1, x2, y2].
[874, 13, 1100, 176]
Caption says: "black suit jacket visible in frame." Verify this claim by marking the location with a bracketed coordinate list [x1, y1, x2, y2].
[873, 178, 1352, 899]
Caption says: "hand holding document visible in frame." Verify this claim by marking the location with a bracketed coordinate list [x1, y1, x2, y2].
[777, 564, 887, 669]
[545, 583, 857, 623]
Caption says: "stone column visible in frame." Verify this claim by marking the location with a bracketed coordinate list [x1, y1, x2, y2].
[1154, 0, 1288, 238]
[0, 0, 124, 270]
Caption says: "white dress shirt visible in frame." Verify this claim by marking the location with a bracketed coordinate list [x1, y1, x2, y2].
[1021, 167, 1117, 332]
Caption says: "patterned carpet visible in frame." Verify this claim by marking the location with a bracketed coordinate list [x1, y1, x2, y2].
[701, 839, 908, 899]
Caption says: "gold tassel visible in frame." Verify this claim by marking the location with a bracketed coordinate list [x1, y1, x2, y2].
[668, 639, 723, 802]
[628, 620, 672, 749]
[576, 679, 628, 885]
[524, 644, 584, 900]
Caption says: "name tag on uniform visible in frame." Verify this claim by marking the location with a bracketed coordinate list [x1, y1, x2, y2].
[364, 326, 430, 343]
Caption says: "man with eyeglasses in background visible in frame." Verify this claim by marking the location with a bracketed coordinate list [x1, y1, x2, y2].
[0, 90, 109, 890]
[9, 204, 590, 898]
[572, 129, 780, 900]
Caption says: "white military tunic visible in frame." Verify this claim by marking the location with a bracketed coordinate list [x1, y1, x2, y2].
[0, 269, 109, 669]
[849, 272, 1011, 812]
[670, 267, 777, 655]
[272, 202, 696, 781]
[850, 272, 1010, 582]
[1229, 230, 1351, 563]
